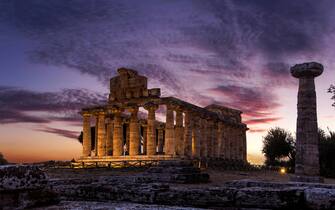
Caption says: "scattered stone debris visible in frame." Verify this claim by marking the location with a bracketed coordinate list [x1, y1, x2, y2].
[1, 165, 335, 209]
[0, 165, 59, 209]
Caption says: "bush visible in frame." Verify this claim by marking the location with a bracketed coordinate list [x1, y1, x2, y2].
[0, 152, 8, 165]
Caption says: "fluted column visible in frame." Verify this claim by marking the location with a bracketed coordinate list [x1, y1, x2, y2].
[105, 116, 114, 156]
[164, 105, 175, 155]
[200, 118, 208, 158]
[231, 127, 237, 160]
[212, 121, 219, 158]
[217, 122, 224, 158]
[157, 128, 164, 153]
[220, 124, 226, 159]
[145, 103, 158, 156]
[175, 108, 184, 156]
[242, 128, 247, 161]
[142, 126, 147, 154]
[225, 126, 232, 159]
[82, 112, 91, 157]
[126, 124, 130, 153]
[192, 115, 201, 158]
[183, 110, 193, 157]
[112, 108, 123, 156]
[97, 111, 106, 157]
[94, 116, 99, 156]
[207, 120, 214, 158]
[129, 106, 140, 156]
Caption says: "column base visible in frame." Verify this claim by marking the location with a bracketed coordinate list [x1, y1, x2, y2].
[290, 174, 324, 183]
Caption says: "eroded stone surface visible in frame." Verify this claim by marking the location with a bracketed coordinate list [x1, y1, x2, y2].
[0, 165, 48, 190]
[0, 165, 58, 209]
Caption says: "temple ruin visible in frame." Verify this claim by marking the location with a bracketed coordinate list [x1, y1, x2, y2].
[78, 68, 248, 166]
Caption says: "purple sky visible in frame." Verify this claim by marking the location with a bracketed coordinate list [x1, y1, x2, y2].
[0, 0, 334, 163]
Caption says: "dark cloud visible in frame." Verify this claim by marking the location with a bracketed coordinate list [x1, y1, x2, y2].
[1, 0, 334, 130]
[261, 62, 297, 86]
[0, 110, 50, 124]
[244, 117, 282, 125]
[35, 126, 79, 139]
[0, 86, 107, 124]
[208, 85, 280, 124]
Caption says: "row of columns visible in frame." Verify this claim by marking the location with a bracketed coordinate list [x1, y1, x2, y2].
[82, 105, 247, 161]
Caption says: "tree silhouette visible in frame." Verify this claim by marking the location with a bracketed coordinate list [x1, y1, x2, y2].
[328, 84, 335, 107]
[77, 127, 96, 150]
[262, 127, 295, 168]
[319, 128, 335, 178]
[0, 152, 8, 165]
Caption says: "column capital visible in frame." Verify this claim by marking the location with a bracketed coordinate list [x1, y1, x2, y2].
[290, 62, 323, 78]
[143, 102, 159, 111]
[82, 111, 91, 117]
[111, 105, 124, 114]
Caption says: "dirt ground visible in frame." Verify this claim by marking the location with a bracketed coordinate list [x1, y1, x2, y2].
[45, 167, 335, 185]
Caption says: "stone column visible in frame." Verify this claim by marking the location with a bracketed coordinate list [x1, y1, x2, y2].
[129, 106, 140, 156]
[82, 112, 91, 157]
[225, 126, 232, 160]
[241, 128, 247, 162]
[183, 110, 193, 157]
[145, 103, 158, 156]
[207, 120, 214, 158]
[290, 62, 323, 182]
[175, 108, 184, 156]
[112, 108, 123, 156]
[94, 115, 99, 156]
[217, 122, 224, 158]
[142, 126, 147, 154]
[192, 115, 201, 158]
[164, 105, 175, 155]
[231, 127, 238, 160]
[105, 116, 114, 156]
[157, 128, 164, 153]
[220, 124, 226, 159]
[126, 124, 130, 154]
[97, 111, 106, 157]
[200, 118, 208, 158]
[212, 121, 219, 158]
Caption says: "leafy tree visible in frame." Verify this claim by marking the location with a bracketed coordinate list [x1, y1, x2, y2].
[0, 152, 8, 165]
[77, 127, 96, 150]
[319, 128, 335, 178]
[262, 127, 295, 168]
[328, 84, 335, 107]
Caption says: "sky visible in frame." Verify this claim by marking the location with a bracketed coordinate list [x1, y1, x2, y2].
[0, 0, 335, 164]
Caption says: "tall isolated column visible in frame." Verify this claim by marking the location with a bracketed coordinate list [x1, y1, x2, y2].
[82, 112, 91, 157]
[129, 106, 140, 156]
[183, 110, 193, 157]
[290, 62, 323, 182]
[164, 105, 175, 155]
[97, 111, 106, 157]
[175, 108, 184, 155]
[145, 103, 158, 156]
[112, 107, 123, 156]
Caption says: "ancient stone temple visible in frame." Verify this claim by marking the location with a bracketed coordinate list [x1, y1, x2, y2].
[78, 68, 248, 166]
